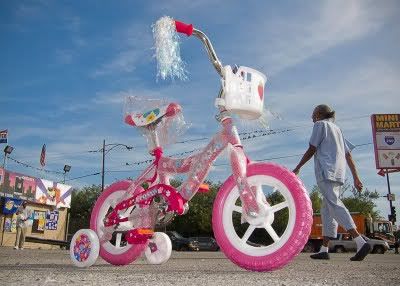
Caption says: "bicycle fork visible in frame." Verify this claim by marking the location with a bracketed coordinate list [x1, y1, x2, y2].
[229, 144, 266, 223]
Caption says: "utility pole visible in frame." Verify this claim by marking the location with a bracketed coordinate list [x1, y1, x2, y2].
[385, 170, 397, 223]
[102, 139, 105, 192]
[99, 140, 132, 193]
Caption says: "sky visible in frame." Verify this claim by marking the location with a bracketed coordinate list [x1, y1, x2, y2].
[1, 0, 399, 222]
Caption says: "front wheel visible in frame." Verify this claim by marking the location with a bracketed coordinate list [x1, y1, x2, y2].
[212, 163, 312, 272]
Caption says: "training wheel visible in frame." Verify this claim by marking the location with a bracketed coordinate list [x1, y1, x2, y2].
[144, 232, 172, 264]
[70, 229, 100, 267]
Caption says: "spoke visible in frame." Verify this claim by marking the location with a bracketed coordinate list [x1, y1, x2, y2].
[269, 201, 289, 214]
[232, 205, 242, 213]
[264, 224, 280, 242]
[115, 233, 122, 248]
[241, 225, 256, 244]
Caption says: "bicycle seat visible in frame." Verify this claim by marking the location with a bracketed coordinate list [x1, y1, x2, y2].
[124, 102, 181, 127]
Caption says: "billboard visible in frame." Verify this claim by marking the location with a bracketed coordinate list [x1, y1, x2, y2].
[35, 179, 72, 208]
[0, 167, 72, 208]
[371, 114, 400, 169]
[0, 167, 36, 200]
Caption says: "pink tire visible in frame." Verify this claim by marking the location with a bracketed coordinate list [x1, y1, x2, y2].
[212, 163, 312, 272]
[90, 180, 147, 265]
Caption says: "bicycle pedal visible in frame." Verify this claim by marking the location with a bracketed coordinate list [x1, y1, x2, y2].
[197, 183, 210, 193]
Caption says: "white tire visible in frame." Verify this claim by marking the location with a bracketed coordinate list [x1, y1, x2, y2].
[144, 232, 172, 264]
[70, 229, 100, 268]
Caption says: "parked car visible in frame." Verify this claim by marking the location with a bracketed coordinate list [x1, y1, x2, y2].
[166, 231, 199, 251]
[189, 236, 219, 251]
[329, 233, 389, 254]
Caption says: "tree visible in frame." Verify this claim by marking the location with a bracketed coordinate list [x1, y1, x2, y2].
[168, 180, 219, 237]
[69, 185, 102, 235]
[309, 180, 380, 218]
[309, 185, 322, 213]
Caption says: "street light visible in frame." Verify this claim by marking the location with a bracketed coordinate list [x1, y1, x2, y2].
[101, 140, 133, 192]
[2, 145, 14, 168]
[64, 164, 71, 173]
[63, 164, 71, 183]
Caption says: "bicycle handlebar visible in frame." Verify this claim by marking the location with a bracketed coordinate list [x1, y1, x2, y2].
[174, 20, 193, 36]
[174, 19, 223, 77]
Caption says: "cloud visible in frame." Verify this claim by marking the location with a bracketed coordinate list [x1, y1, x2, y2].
[92, 50, 142, 77]
[232, 0, 394, 75]
[91, 21, 153, 77]
[55, 49, 74, 64]
[15, 3, 42, 19]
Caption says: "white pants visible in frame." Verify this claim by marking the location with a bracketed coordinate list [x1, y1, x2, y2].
[318, 180, 356, 238]
[15, 226, 27, 248]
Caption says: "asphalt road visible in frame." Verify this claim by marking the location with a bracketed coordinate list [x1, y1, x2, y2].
[0, 247, 399, 286]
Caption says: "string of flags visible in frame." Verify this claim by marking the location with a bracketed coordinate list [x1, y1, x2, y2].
[8, 157, 64, 175]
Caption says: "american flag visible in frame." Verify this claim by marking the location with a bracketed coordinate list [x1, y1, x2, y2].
[40, 144, 46, 167]
[0, 129, 7, 144]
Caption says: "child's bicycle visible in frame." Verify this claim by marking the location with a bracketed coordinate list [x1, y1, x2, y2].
[70, 18, 312, 272]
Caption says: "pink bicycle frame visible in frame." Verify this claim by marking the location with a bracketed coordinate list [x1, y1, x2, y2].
[136, 113, 259, 216]
[158, 116, 241, 201]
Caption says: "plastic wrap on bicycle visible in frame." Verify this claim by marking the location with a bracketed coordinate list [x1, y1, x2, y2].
[123, 96, 190, 148]
[131, 205, 158, 229]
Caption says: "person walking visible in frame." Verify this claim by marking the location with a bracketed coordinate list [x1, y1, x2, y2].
[293, 104, 371, 261]
[14, 201, 30, 250]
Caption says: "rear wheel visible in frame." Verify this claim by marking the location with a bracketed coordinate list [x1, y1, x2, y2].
[373, 245, 385, 254]
[69, 229, 99, 268]
[335, 246, 345, 253]
[145, 232, 172, 264]
[302, 241, 315, 253]
[90, 181, 148, 265]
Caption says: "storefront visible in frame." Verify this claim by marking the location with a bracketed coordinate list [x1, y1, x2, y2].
[0, 167, 72, 249]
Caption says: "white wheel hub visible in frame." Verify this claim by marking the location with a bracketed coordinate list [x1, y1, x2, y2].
[222, 175, 296, 257]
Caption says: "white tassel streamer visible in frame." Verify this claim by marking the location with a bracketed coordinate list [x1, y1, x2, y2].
[152, 16, 188, 81]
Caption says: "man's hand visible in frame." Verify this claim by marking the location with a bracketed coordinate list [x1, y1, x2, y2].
[354, 177, 363, 192]
[293, 145, 316, 176]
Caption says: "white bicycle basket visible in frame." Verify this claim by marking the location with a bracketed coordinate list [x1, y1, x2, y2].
[218, 65, 267, 120]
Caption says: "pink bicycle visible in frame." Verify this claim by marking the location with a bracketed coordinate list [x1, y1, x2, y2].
[70, 18, 312, 272]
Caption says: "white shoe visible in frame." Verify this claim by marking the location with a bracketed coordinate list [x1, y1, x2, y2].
[19, 248, 24, 250]
[13, 246, 18, 250]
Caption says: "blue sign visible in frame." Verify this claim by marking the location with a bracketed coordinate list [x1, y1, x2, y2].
[2, 197, 22, 214]
[385, 136, 395, 145]
[45, 210, 59, 230]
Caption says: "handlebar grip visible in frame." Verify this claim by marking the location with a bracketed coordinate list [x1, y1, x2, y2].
[174, 20, 193, 36]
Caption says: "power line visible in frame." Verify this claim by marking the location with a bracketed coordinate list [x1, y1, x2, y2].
[6, 115, 373, 180]
[53, 142, 375, 183]
[9, 114, 370, 162]
[63, 172, 101, 182]
[111, 142, 374, 172]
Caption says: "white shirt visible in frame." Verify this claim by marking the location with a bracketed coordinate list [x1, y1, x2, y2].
[16, 206, 31, 228]
[309, 118, 354, 184]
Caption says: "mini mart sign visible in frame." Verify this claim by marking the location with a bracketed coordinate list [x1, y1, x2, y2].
[371, 114, 400, 169]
